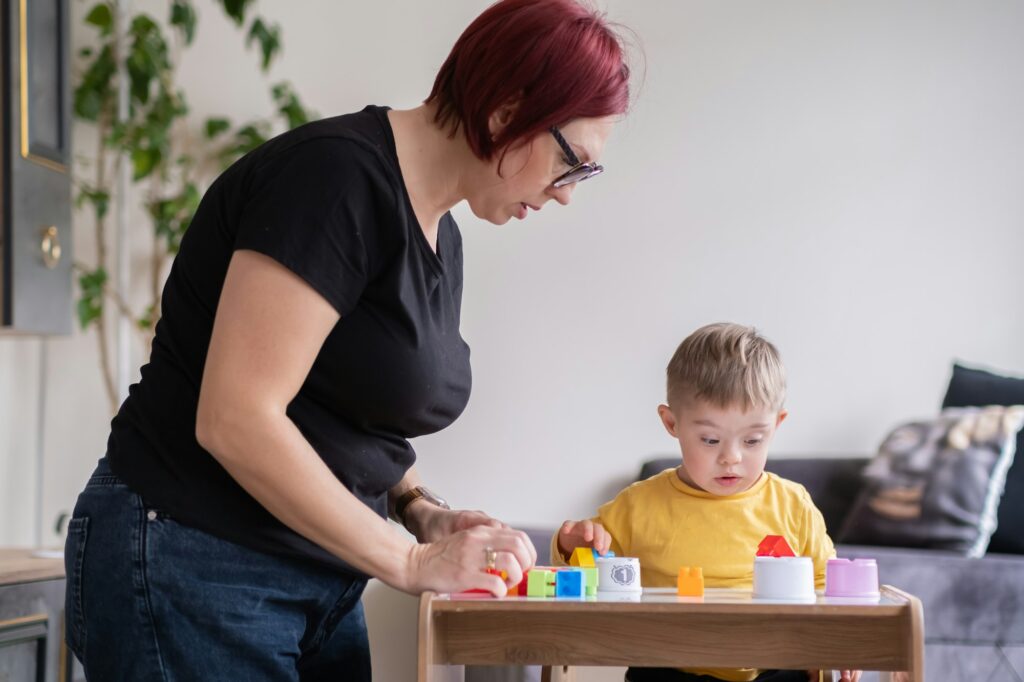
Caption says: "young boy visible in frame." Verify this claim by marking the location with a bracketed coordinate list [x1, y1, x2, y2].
[554, 323, 858, 682]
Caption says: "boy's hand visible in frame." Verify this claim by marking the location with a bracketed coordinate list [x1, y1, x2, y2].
[557, 519, 612, 559]
[807, 671, 861, 681]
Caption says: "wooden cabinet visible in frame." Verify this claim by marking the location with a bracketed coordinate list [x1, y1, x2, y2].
[0, 550, 72, 682]
[0, 0, 72, 334]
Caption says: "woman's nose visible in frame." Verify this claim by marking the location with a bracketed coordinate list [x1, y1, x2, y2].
[547, 183, 575, 206]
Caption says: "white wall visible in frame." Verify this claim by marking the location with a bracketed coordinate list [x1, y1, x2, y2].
[2, 0, 1024, 679]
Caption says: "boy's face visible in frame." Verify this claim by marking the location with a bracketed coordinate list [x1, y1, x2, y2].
[657, 398, 787, 496]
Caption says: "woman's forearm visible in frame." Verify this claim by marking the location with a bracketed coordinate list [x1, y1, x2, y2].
[197, 405, 416, 590]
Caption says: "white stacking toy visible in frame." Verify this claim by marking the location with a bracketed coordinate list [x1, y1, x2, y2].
[595, 556, 642, 593]
[752, 556, 815, 601]
[752, 534, 815, 601]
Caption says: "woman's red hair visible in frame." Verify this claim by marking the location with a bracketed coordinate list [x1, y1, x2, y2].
[427, 0, 631, 160]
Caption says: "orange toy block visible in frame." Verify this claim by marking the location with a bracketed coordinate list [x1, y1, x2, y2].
[677, 566, 704, 596]
[757, 535, 795, 557]
[569, 547, 596, 567]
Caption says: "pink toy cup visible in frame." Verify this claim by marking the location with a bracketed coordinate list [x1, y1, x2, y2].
[825, 558, 879, 598]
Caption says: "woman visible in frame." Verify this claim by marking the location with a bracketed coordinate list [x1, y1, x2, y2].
[64, 0, 631, 679]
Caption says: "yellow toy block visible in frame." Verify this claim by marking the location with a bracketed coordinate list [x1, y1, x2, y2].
[677, 566, 704, 597]
[569, 547, 596, 567]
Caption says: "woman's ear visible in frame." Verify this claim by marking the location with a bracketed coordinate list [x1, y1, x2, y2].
[487, 98, 521, 138]
[658, 404, 679, 438]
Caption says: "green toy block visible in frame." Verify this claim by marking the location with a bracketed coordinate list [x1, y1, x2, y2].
[582, 567, 598, 596]
[527, 570, 554, 598]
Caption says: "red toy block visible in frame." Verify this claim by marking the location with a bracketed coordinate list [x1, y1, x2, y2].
[464, 568, 508, 595]
[757, 535, 795, 557]
[508, 571, 527, 596]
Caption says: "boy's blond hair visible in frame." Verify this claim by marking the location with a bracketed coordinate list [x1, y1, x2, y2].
[666, 322, 786, 411]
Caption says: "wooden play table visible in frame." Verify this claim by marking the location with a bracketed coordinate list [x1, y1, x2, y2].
[419, 585, 923, 682]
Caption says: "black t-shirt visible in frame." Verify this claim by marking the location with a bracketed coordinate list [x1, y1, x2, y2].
[107, 105, 472, 576]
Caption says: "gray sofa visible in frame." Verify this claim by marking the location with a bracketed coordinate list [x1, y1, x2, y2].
[468, 456, 1024, 682]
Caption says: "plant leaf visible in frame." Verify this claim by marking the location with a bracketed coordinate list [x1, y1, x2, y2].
[170, 0, 197, 45]
[127, 14, 170, 106]
[73, 44, 116, 121]
[204, 117, 231, 138]
[85, 4, 114, 35]
[131, 147, 162, 180]
[219, 0, 255, 26]
[76, 189, 111, 220]
[246, 18, 280, 71]
[76, 267, 108, 329]
[271, 81, 314, 129]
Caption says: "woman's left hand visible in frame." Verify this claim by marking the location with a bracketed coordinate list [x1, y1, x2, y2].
[405, 504, 506, 543]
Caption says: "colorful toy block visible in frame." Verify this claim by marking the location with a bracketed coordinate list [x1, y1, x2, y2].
[677, 566, 704, 597]
[463, 568, 508, 595]
[527, 569, 556, 597]
[555, 569, 585, 597]
[582, 567, 598, 596]
[825, 558, 879, 598]
[570, 547, 596, 567]
[757, 534, 796, 557]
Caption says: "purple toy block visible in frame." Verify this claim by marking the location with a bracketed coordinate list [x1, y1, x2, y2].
[825, 558, 879, 598]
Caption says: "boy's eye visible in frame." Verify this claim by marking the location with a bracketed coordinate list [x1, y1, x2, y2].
[745, 439, 763, 446]
[702, 438, 720, 445]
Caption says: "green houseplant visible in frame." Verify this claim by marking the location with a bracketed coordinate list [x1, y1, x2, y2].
[73, 0, 313, 414]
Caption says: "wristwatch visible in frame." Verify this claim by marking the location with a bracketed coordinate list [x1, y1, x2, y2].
[394, 486, 450, 526]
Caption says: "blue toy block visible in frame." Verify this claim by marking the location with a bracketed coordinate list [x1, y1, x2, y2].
[555, 568, 585, 598]
[592, 548, 615, 561]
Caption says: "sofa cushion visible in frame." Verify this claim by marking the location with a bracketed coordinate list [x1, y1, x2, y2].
[943, 362, 1024, 554]
[838, 407, 1023, 557]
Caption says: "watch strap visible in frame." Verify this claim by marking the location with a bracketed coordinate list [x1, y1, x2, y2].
[394, 487, 426, 524]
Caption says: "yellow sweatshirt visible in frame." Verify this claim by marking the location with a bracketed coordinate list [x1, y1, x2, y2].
[552, 467, 836, 682]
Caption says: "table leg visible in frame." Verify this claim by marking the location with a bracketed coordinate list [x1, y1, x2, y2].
[418, 593, 465, 682]
[884, 586, 925, 682]
[541, 665, 577, 682]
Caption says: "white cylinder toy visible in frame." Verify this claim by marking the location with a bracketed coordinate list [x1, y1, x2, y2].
[752, 556, 815, 601]
[596, 556, 642, 593]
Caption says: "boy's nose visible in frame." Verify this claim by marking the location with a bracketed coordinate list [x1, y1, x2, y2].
[719, 446, 742, 465]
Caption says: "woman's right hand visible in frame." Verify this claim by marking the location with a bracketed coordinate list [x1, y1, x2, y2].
[557, 519, 612, 560]
[404, 525, 537, 596]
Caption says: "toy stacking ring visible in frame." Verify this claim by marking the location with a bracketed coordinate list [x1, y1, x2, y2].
[484, 546, 497, 570]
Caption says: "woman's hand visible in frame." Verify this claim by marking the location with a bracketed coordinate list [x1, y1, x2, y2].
[404, 525, 538, 596]
[405, 504, 505, 544]
[556, 519, 612, 560]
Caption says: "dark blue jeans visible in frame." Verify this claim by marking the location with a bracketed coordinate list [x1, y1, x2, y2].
[64, 458, 371, 681]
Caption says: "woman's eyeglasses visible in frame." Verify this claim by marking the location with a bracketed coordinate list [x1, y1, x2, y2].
[550, 127, 604, 188]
